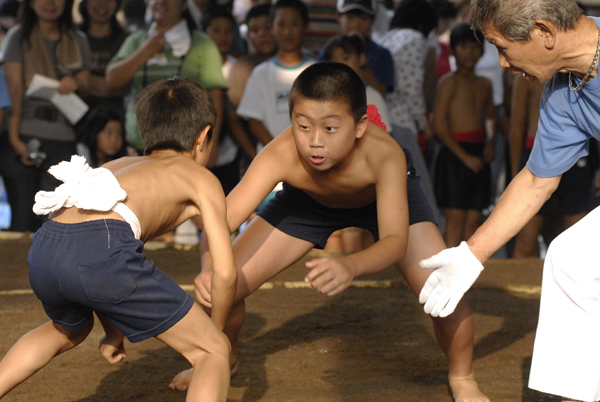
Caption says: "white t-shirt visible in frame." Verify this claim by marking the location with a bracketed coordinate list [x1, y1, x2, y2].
[379, 28, 427, 135]
[237, 56, 315, 151]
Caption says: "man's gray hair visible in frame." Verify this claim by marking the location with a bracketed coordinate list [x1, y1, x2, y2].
[470, 0, 583, 42]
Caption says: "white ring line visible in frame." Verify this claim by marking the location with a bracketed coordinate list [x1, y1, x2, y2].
[0, 281, 541, 296]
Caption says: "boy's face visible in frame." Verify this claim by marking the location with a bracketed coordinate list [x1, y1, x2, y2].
[452, 41, 483, 70]
[247, 15, 276, 56]
[337, 12, 373, 37]
[272, 7, 305, 52]
[206, 16, 235, 55]
[328, 48, 363, 75]
[291, 97, 365, 171]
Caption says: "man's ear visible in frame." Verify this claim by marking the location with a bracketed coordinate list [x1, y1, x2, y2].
[355, 114, 368, 139]
[534, 19, 557, 50]
[195, 126, 212, 152]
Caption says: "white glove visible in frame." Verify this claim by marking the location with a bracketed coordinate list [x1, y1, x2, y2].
[418, 241, 484, 317]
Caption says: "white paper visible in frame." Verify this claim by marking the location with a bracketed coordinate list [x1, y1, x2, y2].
[25, 74, 89, 124]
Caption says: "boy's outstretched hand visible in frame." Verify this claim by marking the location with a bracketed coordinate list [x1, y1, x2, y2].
[99, 334, 127, 364]
[418, 242, 484, 317]
[194, 271, 213, 308]
[305, 257, 358, 297]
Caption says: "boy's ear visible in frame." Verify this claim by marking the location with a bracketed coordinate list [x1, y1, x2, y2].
[195, 126, 212, 152]
[355, 114, 368, 139]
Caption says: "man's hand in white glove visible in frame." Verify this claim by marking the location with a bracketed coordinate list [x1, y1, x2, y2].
[418, 241, 484, 317]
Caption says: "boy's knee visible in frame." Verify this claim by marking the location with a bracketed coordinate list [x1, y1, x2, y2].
[185, 332, 231, 366]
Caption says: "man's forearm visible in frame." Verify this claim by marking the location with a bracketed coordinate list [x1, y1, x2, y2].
[467, 167, 560, 263]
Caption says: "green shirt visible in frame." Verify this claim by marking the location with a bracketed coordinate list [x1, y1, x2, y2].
[110, 29, 226, 151]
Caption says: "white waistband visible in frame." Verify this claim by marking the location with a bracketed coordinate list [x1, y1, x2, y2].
[112, 202, 142, 240]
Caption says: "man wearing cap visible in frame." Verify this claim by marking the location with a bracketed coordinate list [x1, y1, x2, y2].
[318, 0, 394, 98]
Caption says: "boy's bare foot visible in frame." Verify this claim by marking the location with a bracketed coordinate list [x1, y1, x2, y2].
[169, 360, 238, 392]
[169, 368, 192, 391]
[449, 373, 490, 402]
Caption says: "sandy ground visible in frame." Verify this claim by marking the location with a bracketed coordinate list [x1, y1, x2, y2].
[0, 234, 560, 401]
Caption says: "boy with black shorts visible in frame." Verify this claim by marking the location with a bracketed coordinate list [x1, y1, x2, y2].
[172, 62, 489, 401]
[432, 23, 496, 248]
[0, 78, 237, 402]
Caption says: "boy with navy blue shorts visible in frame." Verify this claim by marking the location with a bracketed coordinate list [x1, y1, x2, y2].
[171, 62, 490, 401]
[0, 78, 237, 402]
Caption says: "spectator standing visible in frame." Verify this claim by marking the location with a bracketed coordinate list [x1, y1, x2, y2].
[378, 0, 439, 223]
[106, 0, 226, 164]
[79, 0, 130, 118]
[236, 0, 314, 152]
[0, 0, 92, 232]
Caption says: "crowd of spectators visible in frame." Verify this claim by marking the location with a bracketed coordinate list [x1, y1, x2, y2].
[0, 0, 596, 259]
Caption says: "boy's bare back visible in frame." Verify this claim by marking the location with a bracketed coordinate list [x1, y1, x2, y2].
[439, 72, 493, 133]
[52, 153, 226, 243]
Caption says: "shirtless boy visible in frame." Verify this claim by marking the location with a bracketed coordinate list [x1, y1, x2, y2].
[432, 23, 496, 247]
[172, 62, 489, 401]
[0, 78, 237, 402]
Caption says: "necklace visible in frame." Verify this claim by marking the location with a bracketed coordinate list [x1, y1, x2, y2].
[569, 30, 600, 91]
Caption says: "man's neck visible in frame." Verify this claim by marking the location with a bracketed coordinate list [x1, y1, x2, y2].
[561, 16, 600, 79]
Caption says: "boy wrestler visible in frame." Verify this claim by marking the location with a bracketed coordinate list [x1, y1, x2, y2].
[172, 63, 489, 401]
[0, 78, 237, 402]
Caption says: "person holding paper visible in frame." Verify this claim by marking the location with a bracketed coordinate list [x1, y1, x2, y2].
[0, 0, 92, 232]
[105, 0, 225, 164]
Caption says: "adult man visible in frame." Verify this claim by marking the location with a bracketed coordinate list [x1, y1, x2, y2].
[418, 1, 600, 401]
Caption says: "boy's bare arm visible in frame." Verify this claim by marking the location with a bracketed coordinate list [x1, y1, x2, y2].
[228, 108, 257, 160]
[509, 75, 529, 179]
[432, 77, 484, 173]
[196, 135, 290, 304]
[305, 145, 409, 296]
[248, 118, 275, 147]
[196, 176, 238, 330]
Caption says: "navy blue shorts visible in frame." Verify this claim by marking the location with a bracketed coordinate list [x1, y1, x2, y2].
[257, 148, 435, 249]
[434, 142, 491, 211]
[28, 219, 194, 343]
[520, 147, 593, 216]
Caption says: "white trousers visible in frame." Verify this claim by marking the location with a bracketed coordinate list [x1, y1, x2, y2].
[529, 205, 600, 401]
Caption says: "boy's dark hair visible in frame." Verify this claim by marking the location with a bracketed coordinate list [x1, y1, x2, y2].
[270, 0, 309, 27]
[389, 0, 437, 36]
[450, 23, 485, 53]
[245, 3, 271, 25]
[289, 62, 366, 123]
[201, 6, 236, 32]
[322, 34, 365, 61]
[135, 78, 217, 154]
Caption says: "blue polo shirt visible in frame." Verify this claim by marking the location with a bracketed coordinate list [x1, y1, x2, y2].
[527, 17, 600, 177]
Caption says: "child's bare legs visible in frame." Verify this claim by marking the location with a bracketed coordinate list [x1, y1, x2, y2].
[170, 216, 314, 390]
[463, 210, 482, 244]
[158, 303, 231, 402]
[513, 215, 544, 258]
[0, 319, 93, 398]
[398, 222, 489, 402]
[444, 208, 466, 248]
